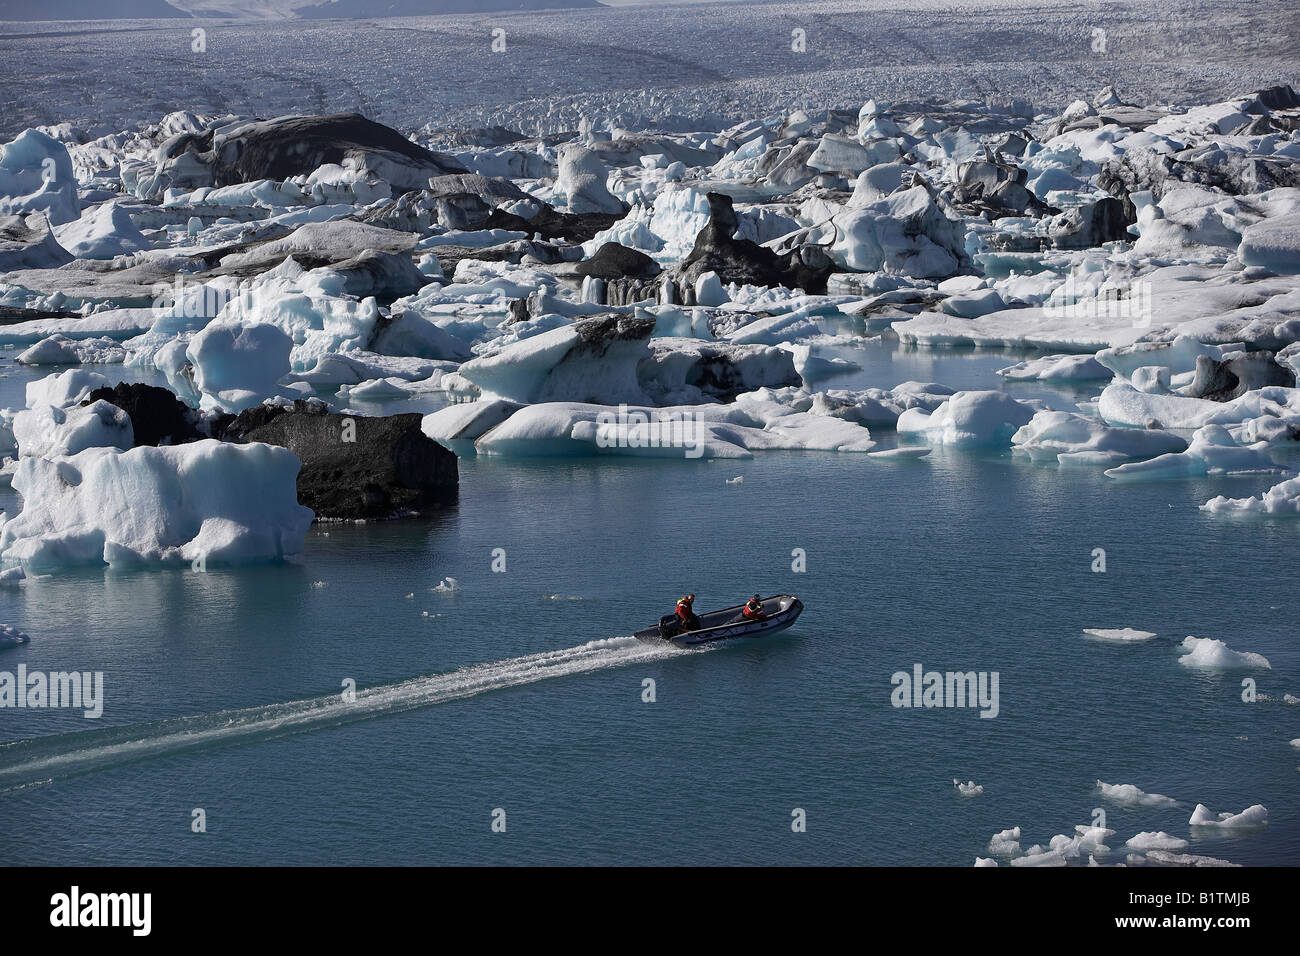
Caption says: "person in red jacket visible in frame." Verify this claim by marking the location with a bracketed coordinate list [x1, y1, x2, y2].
[676, 594, 700, 631]
[741, 594, 767, 621]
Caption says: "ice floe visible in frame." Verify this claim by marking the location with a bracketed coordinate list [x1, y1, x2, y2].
[1177, 636, 1271, 670]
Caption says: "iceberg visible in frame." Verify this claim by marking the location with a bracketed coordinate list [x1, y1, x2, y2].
[1012, 411, 1186, 466]
[0, 440, 313, 571]
[12, 401, 134, 459]
[1188, 804, 1268, 828]
[897, 390, 1036, 447]
[52, 199, 150, 259]
[1201, 474, 1300, 515]
[1177, 636, 1271, 670]
[0, 128, 80, 225]
[1097, 781, 1177, 808]
[187, 321, 295, 413]
[1104, 424, 1280, 479]
[1082, 628, 1158, 642]
[997, 354, 1112, 382]
[459, 314, 653, 405]
[17, 334, 127, 366]
[828, 186, 966, 278]
[1126, 832, 1189, 852]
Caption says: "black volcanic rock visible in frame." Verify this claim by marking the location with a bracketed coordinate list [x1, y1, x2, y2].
[83, 383, 204, 447]
[1187, 351, 1296, 402]
[1051, 197, 1133, 249]
[575, 243, 662, 280]
[478, 205, 622, 244]
[157, 113, 466, 194]
[217, 401, 457, 520]
[673, 192, 833, 297]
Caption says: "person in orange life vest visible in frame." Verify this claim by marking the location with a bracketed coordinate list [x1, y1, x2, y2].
[741, 594, 767, 621]
[676, 594, 700, 631]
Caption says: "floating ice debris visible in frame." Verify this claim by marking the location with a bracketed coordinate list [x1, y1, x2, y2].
[997, 354, 1112, 382]
[1083, 627, 1157, 642]
[404, 593, 414, 599]
[1010, 847, 1068, 867]
[311, 581, 328, 589]
[431, 577, 459, 592]
[725, 476, 743, 485]
[1202, 475, 1300, 515]
[0, 567, 25, 584]
[1188, 803, 1268, 828]
[1105, 424, 1282, 481]
[987, 826, 1021, 857]
[867, 446, 931, 460]
[973, 858, 998, 867]
[1144, 850, 1239, 867]
[1097, 781, 1177, 808]
[0, 624, 30, 648]
[1178, 636, 1271, 670]
[897, 390, 1037, 448]
[953, 779, 983, 796]
[1074, 825, 1116, 856]
[1126, 832, 1189, 852]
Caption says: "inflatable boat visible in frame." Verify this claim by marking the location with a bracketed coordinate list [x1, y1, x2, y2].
[634, 595, 803, 648]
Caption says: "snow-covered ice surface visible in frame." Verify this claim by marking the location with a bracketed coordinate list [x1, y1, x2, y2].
[3, 1, 1298, 138]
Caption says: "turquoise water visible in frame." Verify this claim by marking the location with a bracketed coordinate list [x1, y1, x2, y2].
[1, 347, 1297, 866]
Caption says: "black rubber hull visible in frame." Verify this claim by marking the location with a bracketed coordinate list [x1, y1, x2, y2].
[634, 596, 803, 649]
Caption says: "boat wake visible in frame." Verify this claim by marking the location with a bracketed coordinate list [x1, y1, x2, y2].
[0, 636, 678, 791]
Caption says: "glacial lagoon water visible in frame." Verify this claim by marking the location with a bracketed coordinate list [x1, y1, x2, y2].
[1, 344, 1297, 866]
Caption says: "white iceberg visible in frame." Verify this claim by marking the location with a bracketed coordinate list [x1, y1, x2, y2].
[1178, 636, 1271, 670]
[12, 401, 133, 459]
[1097, 781, 1177, 808]
[1126, 832, 1189, 852]
[897, 390, 1036, 447]
[1082, 628, 1157, 642]
[0, 440, 313, 571]
[1104, 424, 1280, 479]
[1012, 411, 1186, 466]
[1202, 475, 1300, 515]
[187, 321, 294, 413]
[1188, 803, 1268, 828]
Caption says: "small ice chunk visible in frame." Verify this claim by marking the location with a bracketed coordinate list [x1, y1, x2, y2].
[953, 779, 984, 796]
[1082, 627, 1157, 642]
[1188, 803, 1268, 828]
[987, 826, 1021, 857]
[1178, 636, 1271, 670]
[1126, 831, 1189, 852]
[1097, 781, 1177, 808]
[868, 446, 931, 460]
[1144, 850, 1239, 867]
